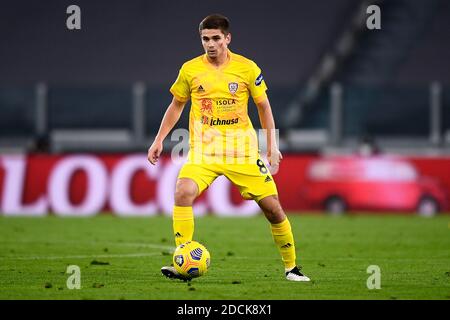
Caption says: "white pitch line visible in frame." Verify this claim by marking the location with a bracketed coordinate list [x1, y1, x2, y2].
[1, 253, 448, 262]
[0, 240, 176, 261]
[0, 252, 163, 261]
[225, 256, 450, 261]
[0, 240, 175, 251]
[115, 242, 175, 251]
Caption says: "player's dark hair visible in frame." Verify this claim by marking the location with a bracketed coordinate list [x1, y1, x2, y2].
[199, 14, 230, 35]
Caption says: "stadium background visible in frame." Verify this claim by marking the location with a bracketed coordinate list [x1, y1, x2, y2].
[1, 0, 449, 216]
[1, 0, 450, 302]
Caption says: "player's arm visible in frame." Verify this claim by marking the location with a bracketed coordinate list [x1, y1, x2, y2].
[147, 97, 187, 165]
[255, 98, 283, 167]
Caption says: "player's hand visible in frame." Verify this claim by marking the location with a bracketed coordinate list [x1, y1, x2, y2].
[147, 140, 163, 165]
[268, 149, 283, 167]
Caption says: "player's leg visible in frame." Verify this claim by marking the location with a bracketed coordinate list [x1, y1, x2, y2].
[161, 177, 199, 280]
[172, 163, 218, 246]
[224, 160, 310, 281]
[172, 178, 198, 246]
[161, 163, 219, 280]
[258, 195, 310, 281]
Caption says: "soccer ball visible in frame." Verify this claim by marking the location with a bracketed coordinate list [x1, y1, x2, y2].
[173, 241, 210, 279]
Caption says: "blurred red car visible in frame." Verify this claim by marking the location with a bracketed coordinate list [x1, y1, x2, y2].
[301, 156, 447, 215]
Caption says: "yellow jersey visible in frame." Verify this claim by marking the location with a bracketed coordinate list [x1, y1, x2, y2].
[170, 50, 268, 164]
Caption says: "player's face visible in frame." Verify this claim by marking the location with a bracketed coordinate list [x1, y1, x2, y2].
[201, 29, 231, 60]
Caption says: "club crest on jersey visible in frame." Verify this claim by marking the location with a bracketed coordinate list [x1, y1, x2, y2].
[255, 73, 264, 86]
[228, 82, 238, 95]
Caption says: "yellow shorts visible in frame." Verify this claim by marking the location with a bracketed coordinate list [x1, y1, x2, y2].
[178, 158, 278, 202]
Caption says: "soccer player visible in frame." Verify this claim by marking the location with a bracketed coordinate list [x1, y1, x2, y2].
[147, 14, 310, 282]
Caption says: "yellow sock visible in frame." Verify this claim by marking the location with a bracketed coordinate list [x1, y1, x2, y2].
[271, 218, 297, 271]
[173, 206, 194, 246]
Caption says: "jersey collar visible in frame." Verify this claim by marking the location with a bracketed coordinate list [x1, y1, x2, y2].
[202, 49, 232, 70]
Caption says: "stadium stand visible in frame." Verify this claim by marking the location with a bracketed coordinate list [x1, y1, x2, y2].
[0, 0, 449, 153]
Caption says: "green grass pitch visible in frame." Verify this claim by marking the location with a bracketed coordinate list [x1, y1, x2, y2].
[0, 214, 449, 300]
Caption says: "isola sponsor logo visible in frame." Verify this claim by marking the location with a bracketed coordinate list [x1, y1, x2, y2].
[216, 99, 236, 106]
